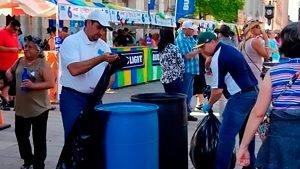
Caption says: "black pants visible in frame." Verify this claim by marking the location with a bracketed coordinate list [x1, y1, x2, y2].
[15, 111, 49, 169]
[193, 72, 206, 95]
[162, 77, 184, 94]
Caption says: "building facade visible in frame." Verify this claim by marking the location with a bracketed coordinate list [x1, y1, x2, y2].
[288, 0, 300, 22]
[238, 0, 289, 30]
[270, 0, 289, 30]
[243, 0, 266, 21]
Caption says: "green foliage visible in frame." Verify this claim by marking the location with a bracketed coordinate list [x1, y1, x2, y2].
[194, 0, 245, 22]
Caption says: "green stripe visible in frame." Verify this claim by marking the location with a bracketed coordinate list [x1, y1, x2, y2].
[137, 68, 144, 83]
[117, 71, 125, 87]
[152, 66, 157, 80]
[157, 66, 162, 80]
[147, 48, 153, 81]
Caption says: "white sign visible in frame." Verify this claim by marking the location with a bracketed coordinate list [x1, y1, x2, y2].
[58, 3, 110, 21]
[150, 14, 176, 27]
[58, 3, 175, 27]
[109, 9, 150, 24]
[183, 0, 189, 11]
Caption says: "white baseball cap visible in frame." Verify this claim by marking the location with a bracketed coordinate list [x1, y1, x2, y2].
[86, 10, 113, 31]
[182, 20, 194, 29]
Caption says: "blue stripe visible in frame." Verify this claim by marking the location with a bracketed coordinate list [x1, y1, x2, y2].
[112, 72, 118, 89]
[270, 59, 300, 110]
[131, 68, 137, 84]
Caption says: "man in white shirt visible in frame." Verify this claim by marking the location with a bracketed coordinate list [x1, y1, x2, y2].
[59, 11, 119, 138]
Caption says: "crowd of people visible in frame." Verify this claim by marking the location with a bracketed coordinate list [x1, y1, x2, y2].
[0, 10, 299, 169]
[157, 19, 300, 169]
[112, 27, 159, 47]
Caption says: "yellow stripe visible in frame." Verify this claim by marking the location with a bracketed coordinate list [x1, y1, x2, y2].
[143, 47, 148, 80]
[123, 48, 131, 52]
[124, 69, 131, 86]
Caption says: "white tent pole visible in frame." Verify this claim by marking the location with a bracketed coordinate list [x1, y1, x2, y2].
[174, 0, 178, 21]
[56, 2, 59, 51]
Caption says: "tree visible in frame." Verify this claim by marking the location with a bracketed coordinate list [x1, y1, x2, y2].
[194, 0, 212, 20]
[194, 0, 245, 22]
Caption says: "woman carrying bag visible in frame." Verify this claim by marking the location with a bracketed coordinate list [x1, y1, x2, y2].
[240, 20, 270, 86]
[6, 36, 54, 169]
[237, 22, 300, 169]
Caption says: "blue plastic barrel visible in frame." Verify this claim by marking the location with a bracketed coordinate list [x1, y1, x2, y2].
[95, 102, 159, 169]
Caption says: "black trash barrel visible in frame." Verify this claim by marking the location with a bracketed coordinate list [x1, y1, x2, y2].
[131, 93, 188, 169]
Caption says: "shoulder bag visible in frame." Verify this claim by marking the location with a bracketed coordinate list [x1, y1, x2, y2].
[8, 58, 22, 96]
[258, 71, 300, 141]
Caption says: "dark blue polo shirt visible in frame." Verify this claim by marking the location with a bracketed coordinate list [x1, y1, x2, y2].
[210, 42, 258, 95]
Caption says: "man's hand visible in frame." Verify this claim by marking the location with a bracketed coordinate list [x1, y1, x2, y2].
[102, 53, 119, 63]
[202, 102, 212, 113]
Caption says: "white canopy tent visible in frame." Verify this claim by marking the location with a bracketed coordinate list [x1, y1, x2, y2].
[0, 0, 56, 17]
[0, 0, 57, 40]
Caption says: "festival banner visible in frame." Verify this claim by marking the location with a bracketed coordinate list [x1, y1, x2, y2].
[152, 49, 160, 66]
[109, 9, 150, 24]
[117, 50, 145, 69]
[175, 0, 195, 21]
[58, 3, 110, 21]
[150, 13, 176, 27]
[148, 0, 155, 10]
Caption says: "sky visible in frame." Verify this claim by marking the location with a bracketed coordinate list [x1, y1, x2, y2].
[289, 0, 300, 21]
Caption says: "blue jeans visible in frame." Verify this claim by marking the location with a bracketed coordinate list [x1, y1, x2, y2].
[60, 87, 90, 139]
[162, 77, 184, 94]
[216, 90, 258, 169]
[256, 113, 300, 169]
[182, 73, 195, 113]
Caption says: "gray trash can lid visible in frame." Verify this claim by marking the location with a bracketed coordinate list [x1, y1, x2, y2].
[131, 93, 187, 102]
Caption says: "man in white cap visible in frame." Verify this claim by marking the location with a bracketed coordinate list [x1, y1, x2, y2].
[175, 20, 202, 121]
[59, 10, 119, 138]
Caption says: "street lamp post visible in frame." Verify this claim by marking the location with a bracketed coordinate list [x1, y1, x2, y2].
[265, 1, 275, 26]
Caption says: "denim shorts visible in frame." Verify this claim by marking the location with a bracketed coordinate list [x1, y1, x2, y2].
[256, 113, 300, 169]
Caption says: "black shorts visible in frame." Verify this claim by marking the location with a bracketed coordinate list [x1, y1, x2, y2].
[193, 72, 206, 95]
[0, 70, 9, 87]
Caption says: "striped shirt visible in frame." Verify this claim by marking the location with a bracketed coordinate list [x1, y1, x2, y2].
[270, 58, 300, 110]
[175, 30, 199, 75]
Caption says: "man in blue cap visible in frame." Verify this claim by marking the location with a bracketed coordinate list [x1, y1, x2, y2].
[197, 31, 258, 169]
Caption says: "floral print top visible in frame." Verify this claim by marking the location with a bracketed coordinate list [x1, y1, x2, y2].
[159, 44, 185, 84]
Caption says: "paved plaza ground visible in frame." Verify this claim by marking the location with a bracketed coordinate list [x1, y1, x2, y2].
[0, 81, 261, 169]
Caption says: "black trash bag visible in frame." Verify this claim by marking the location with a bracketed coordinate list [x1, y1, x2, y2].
[189, 111, 236, 169]
[56, 108, 109, 169]
[56, 56, 129, 169]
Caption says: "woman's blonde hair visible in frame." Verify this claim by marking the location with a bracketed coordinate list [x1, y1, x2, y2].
[242, 19, 262, 41]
